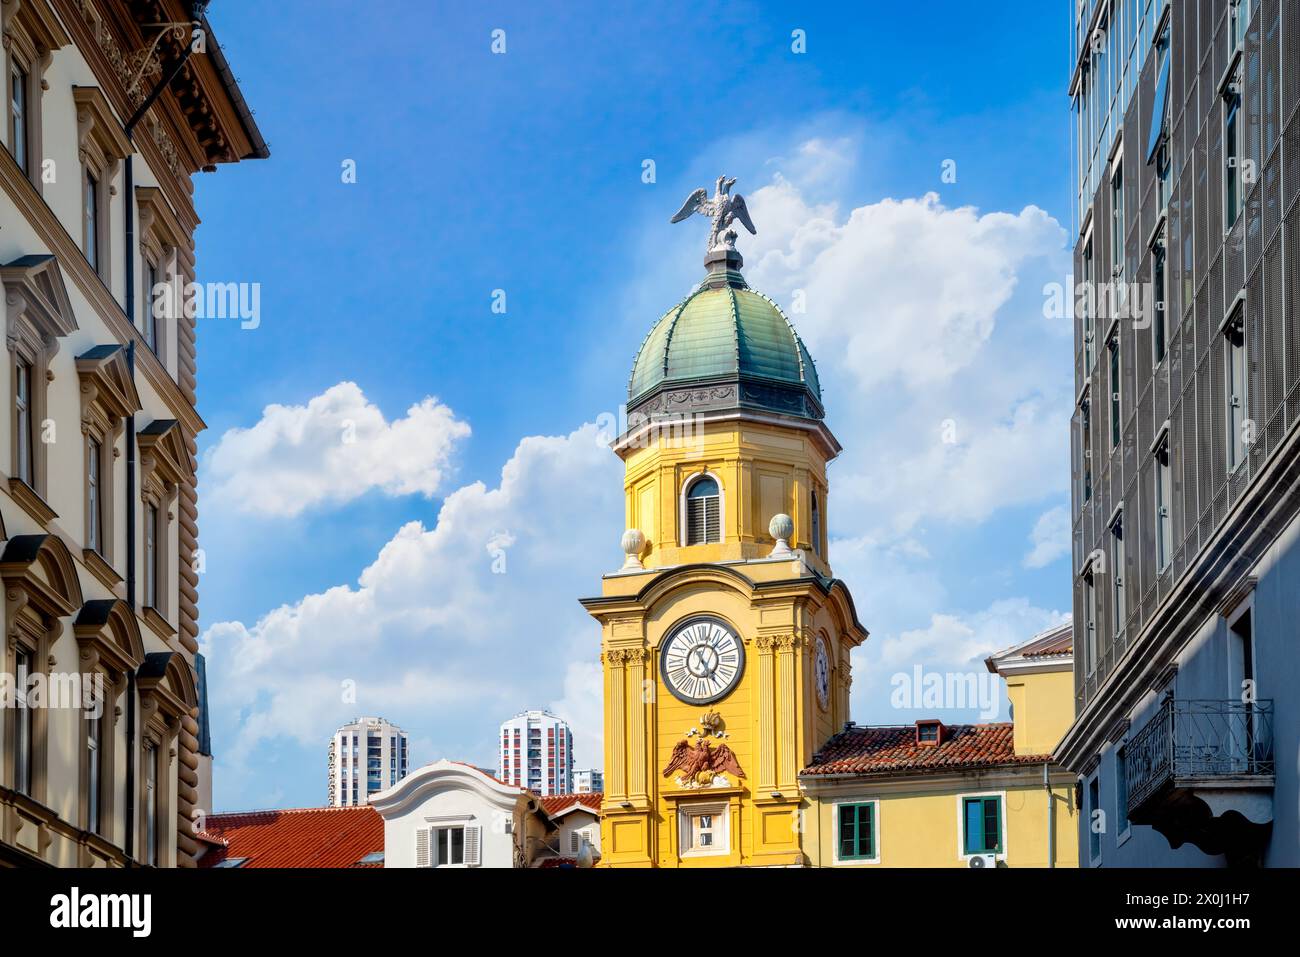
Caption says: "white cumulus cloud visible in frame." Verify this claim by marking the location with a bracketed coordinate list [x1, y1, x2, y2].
[203, 381, 471, 518]
[201, 423, 622, 809]
[1024, 504, 1072, 569]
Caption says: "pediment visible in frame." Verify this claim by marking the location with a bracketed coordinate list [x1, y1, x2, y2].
[0, 533, 85, 620]
[136, 186, 190, 254]
[72, 86, 131, 168]
[137, 651, 197, 720]
[74, 598, 145, 677]
[138, 418, 193, 485]
[0, 0, 70, 60]
[2, 254, 78, 346]
[76, 345, 143, 422]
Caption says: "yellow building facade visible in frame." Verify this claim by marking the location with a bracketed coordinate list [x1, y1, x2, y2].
[581, 232, 867, 867]
[800, 624, 1079, 868]
[583, 196, 1077, 867]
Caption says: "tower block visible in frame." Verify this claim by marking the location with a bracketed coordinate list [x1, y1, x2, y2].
[581, 202, 868, 867]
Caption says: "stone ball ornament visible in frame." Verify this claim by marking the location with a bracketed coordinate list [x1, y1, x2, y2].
[621, 528, 646, 569]
[769, 513, 794, 557]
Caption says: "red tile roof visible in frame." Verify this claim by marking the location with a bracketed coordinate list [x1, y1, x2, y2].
[1019, 623, 1074, 658]
[198, 806, 383, 868]
[801, 724, 1053, 777]
[536, 792, 602, 817]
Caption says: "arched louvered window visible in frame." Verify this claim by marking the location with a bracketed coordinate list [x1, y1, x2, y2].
[685, 477, 721, 545]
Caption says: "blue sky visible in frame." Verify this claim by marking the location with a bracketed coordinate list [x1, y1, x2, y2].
[193, 1, 1077, 811]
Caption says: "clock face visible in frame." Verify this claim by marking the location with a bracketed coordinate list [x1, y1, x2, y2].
[660, 617, 745, 705]
[814, 638, 830, 710]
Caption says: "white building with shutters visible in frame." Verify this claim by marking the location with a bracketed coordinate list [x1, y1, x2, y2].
[369, 760, 553, 868]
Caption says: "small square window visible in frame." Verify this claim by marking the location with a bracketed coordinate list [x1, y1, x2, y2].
[681, 804, 727, 856]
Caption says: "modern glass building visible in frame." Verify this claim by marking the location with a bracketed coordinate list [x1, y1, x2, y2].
[1059, 0, 1299, 865]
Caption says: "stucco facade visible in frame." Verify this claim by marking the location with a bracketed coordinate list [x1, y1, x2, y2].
[370, 760, 552, 868]
[0, 0, 264, 867]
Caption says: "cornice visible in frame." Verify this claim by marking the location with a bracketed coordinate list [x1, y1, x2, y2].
[54, 0, 199, 221]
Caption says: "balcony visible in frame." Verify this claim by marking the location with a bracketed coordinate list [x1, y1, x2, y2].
[1127, 696, 1275, 864]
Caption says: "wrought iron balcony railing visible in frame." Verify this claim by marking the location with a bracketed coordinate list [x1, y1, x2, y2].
[1126, 697, 1275, 815]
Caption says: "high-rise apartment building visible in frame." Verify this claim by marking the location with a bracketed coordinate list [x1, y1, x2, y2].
[499, 710, 572, 795]
[572, 769, 603, 793]
[328, 717, 409, 807]
[0, 0, 265, 868]
[1060, 0, 1298, 866]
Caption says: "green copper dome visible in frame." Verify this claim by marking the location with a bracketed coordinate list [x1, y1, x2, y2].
[627, 271, 823, 421]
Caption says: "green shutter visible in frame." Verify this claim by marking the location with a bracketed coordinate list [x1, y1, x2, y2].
[838, 804, 856, 859]
[983, 798, 1001, 853]
[857, 804, 874, 858]
[963, 798, 983, 855]
[838, 803, 874, 860]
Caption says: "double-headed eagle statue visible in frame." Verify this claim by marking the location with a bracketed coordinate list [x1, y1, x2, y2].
[671, 175, 757, 253]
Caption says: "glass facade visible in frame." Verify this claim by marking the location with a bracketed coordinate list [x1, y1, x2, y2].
[1072, 0, 1171, 231]
[1070, 0, 1299, 708]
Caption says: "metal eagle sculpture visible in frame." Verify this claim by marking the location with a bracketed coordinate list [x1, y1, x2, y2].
[670, 175, 757, 254]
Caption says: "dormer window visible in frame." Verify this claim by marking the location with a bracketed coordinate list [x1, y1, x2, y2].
[916, 720, 944, 746]
[684, 476, 721, 545]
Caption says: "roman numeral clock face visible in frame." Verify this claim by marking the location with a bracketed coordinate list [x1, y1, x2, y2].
[660, 617, 745, 705]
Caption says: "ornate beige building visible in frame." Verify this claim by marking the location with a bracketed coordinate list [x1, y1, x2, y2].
[0, 0, 264, 866]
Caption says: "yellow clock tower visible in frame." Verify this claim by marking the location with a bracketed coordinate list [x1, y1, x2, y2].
[580, 179, 868, 866]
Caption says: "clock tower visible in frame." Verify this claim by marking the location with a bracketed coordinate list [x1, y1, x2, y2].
[580, 181, 868, 866]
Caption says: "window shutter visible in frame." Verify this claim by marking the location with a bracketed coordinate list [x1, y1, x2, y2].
[464, 825, 481, 866]
[415, 826, 430, 867]
[704, 497, 720, 543]
[687, 498, 704, 544]
[570, 830, 584, 855]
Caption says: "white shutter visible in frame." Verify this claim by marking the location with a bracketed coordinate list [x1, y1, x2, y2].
[415, 826, 430, 868]
[464, 825, 481, 866]
[569, 830, 582, 854]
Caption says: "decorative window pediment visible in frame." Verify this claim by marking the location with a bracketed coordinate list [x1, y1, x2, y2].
[0, 532, 84, 632]
[0, 0, 69, 65]
[135, 186, 188, 261]
[137, 650, 197, 723]
[137, 417, 191, 496]
[73, 598, 144, 679]
[76, 343, 140, 431]
[71, 85, 130, 173]
[2, 253, 77, 354]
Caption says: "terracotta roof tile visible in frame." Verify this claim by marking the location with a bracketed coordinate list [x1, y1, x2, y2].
[1021, 626, 1073, 658]
[199, 806, 382, 869]
[802, 724, 1053, 777]
[536, 792, 602, 816]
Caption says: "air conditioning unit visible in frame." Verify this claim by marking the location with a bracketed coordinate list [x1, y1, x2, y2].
[968, 854, 998, 869]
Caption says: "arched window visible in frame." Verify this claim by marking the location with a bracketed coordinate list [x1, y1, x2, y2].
[811, 490, 821, 556]
[685, 476, 721, 545]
